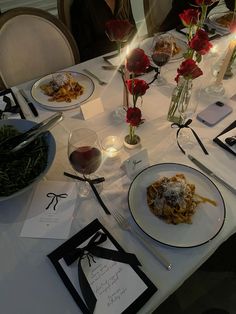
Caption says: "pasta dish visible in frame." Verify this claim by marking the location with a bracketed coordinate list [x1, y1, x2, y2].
[40, 72, 84, 103]
[215, 12, 235, 28]
[147, 173, 216, 225]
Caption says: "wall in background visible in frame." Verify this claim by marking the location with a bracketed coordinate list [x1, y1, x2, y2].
[0, 0, 148, 36]
[0, 0, 57, 15]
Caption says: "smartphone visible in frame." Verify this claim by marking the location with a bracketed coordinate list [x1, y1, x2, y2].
[196, 101, 232, 126]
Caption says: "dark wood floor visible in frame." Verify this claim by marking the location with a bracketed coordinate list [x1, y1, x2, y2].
[153, 233, 236, 314]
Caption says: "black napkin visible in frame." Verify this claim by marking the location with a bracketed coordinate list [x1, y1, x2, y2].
[213, 120, 236, 156]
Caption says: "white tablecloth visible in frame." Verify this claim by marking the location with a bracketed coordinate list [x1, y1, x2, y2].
[0, 33, 236, 314]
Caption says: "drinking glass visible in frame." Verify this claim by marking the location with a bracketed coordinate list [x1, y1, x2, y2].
[68, 128, 102, 197]
[151, 33, 173, 85]
[177, 91, 199, 150]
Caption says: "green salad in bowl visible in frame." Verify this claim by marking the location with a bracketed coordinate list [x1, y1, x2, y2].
[0, 119, 56, 201]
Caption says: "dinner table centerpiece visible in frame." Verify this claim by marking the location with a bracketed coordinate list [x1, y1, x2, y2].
[167, 0, 214, 124]
[124, 48, 150, 148]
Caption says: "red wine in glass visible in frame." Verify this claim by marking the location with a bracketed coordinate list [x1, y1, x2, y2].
[68, 128, 102, 197]
[152, 52, 170, 67]
[69, 146, 102, 175]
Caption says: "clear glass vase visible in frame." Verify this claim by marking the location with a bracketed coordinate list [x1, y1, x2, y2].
[167, 77, 193, 125]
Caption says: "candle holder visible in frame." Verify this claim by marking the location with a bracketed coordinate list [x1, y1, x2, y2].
[102, 136, 123, 158]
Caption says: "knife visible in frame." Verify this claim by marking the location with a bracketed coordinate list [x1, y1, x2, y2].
[19, 89, 38, 117]
[188, 154, 236, 195]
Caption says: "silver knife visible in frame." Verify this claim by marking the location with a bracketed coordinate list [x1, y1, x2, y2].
[188, 154, 236, 195]
[19, 89, 38, 117]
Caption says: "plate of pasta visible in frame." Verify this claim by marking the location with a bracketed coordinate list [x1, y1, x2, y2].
[128, 163, 226, 248]
[31, 71, 95, 110]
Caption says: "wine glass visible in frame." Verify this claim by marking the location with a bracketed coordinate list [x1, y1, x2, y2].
[177, 88, 199, 151]
[151, 33, 173, 85]
[68, 128, 102, 197]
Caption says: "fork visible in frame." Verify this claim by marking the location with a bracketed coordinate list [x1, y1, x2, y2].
[83, 69, 107, 85]
[112, 209, 172, 271]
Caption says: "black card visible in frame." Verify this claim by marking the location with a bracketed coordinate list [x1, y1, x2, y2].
[48, 219, 157, 314]
[0, 88, 25, 119]
[213, 120, 236, 156]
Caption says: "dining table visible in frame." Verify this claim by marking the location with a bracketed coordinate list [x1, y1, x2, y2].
[0, 30, 236, 314]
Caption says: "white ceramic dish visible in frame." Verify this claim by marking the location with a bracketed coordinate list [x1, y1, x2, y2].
[0, 119, 56, 202]
[140, 36, 188, 63]
[208, 12, 233, 31]
[31, 71, 95, 111]
[128, 163, 225, 248]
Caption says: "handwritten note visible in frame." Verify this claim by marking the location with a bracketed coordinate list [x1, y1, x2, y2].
[59, 231, 147, 313]
[123, 149, 149, 178]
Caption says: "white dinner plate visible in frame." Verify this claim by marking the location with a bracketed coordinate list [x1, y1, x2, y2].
[31, 71, 95, 111]
[207, 12, 233, 32]
[140, 36, 187, 63]
[128, 163, 225, 248]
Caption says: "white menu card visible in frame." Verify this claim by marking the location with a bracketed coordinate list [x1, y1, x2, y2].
[20, 181, 77, 239]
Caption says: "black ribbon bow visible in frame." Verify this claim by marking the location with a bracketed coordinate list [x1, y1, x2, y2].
[45, 192, 68, 211]
[171, 119, 209, 155]
[64, 231, 141, 313]
[64, 172, 110, 215]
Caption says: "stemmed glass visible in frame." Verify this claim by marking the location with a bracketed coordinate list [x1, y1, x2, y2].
[68, 128, 102, 197]
[177, 91, 199, 150]
[151, 33, 173, 85]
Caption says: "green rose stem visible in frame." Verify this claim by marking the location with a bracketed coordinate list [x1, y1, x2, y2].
[129, 73, 138, 144]
[168, 77, 190, 123]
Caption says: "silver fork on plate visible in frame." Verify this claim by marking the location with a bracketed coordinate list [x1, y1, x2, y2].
[83, 69, 107, 86]
[112, 209, 172, 271]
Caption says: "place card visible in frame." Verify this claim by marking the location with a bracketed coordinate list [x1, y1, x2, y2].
[48, 219, 157, 314]
[0, 89, 24, 119]
[80, 97, 104, 120]
[20, 181, 77, 239]
[123, 149, 149, 178]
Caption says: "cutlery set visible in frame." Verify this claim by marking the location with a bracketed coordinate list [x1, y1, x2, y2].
[0, 112, 63, 153]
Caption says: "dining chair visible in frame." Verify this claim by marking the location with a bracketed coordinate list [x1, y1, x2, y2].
[0, 7, 80, 90]
[57, 0, 73, 31]
[143, 0, 172, 35]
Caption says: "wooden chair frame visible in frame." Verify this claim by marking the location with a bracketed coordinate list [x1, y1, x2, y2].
[0, 7, 80, 90]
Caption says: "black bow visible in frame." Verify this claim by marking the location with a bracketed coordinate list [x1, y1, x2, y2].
[64, 172, 110, 215]
[45, 192, 68, 211]
[64, 231, 141, 313]
[171, 119, 209, 155]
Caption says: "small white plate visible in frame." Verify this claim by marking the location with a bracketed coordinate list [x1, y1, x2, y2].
[208, 12, 233, 31]
[31, 71, 95, 111]
[128, 163, 225, 248]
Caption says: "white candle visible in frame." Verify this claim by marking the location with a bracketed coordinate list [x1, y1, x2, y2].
[102, 136, 123, 158]
[123, 45, 130, 108]
[215, 40, 236, 85]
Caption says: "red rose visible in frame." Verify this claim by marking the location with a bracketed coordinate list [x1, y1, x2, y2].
[126, 107, 143, 126]
[126, 48, 150, 74]
[105, 19, 134, 42]
[175, 59, 203, 81]
[126, 79, 149, 96]
[179, 9, 200, 26]
[189, 29, 212, 55]
[195, 0, 218, 5]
